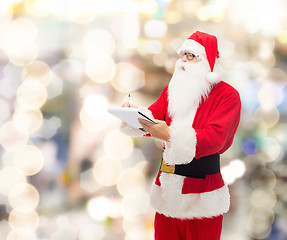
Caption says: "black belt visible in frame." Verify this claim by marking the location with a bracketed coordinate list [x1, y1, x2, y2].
[160, 154, 220, 179]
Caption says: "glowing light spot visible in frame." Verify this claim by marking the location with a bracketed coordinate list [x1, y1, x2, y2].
[144, 40, 163, 54]
[117, 168, 145, 197]
[103, 130, 134, 160]
[222, 159, 246, 185]
[196, 7, 210, 21]
[246, 208, 274, 239]
[93, 156, 123, 186]
[0, 166, 27, 196]
[78, 223, 105, 240]
[12, 108, 43, 134]
[121, 189, 149, 221]
[242, 138, 257, 155]
[73, 12, 95, 25]
[16, 80, 47, 110]
[78, 84, 94, 98]
[258, 82, 283, 110]
[265, 68, 287, 87]
[270, 123, 287, 148]
[144, 20, 168, 38]
[164, 11, 182, 24]
[262, 137, 281, 162]
[119, 14, 140, 49]
[278, 30, 287, 44]
[9, 183, 40, 209]
[46, 73, 63, 99]
[85, 55, 116, 83]
[0, 18, 38, 66]
[0, 2, 13, 24]
[86, 197, 110, 221]
[8, 43, 39, 67]
[25, 0, 50, 16]
[111, 62, 145, 93]
[13, 145, 45, 176]
[250, 189, 276, 209]
[165, 58, 177, 74]
[138, 0, 158, 15]
[196, 3, 225, 22]
[230, 159, 246, 178]
[80, 94, 111, 132]
[255, 106, 280, 128]
[22, 61, 52, 86]
[79, 109, 111, 132]
[153, 52, 168, 67]
[0, 98, 10, 123]
[0, 18, 37, 50]
[251, 167, 277, 190]
[8, 207, 39, 234]
[82, 29, 115, 57]
[83, 94, 108, 119]
[7, 231, 37, 240]
[55, 0, 96, 24]
[220, 39, 235, 58]
[257, 38, 275, 60]
[0, 121, 29, 151]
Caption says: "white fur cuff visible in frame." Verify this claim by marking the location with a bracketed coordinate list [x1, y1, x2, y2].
[163, 122, 196, 165]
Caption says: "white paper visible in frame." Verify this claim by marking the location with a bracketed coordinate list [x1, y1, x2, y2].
[108, 107, 155, 129]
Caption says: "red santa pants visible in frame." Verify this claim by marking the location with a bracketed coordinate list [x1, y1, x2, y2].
[154, 212, 223, 240]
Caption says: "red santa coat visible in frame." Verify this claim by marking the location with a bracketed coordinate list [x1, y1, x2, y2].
[147, 81, 241, 219]
[120, 80, 241, 219]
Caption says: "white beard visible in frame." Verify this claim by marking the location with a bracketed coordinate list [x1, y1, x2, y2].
[168, 58, 213, 120]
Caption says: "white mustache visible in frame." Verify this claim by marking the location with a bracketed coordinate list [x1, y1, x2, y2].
[175, 59, 195, 71]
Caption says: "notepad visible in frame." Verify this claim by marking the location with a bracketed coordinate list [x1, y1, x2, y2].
[108, 107, 156, 129]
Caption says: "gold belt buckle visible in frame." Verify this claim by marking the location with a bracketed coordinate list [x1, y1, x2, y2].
[160, 159, 175, 174]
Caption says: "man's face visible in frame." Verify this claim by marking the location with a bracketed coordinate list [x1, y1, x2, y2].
[178, 51, 201, 71]
[168, 51, 211, 117]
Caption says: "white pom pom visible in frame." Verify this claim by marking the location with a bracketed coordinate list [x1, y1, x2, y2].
[206, 72, 220, 84]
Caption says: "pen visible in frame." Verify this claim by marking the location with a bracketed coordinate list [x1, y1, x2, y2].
[128, 93, 131, 107]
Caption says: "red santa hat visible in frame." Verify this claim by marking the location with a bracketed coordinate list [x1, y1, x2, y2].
[177, 31, 220, 84]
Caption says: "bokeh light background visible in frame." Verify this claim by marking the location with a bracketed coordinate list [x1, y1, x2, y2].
[0, 0, 287, 239]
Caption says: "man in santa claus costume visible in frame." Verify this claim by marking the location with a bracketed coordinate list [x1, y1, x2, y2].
[120, 31, 241, 240]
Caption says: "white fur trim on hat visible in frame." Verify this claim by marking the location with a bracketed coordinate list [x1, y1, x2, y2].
[177, 39, 206, 59]
[206, 62, 223, 84]
[149, 173, 230, 219]
[163, 120, 196, 165]
[120, 107, 154, 137]
[206, 71, 220, 84]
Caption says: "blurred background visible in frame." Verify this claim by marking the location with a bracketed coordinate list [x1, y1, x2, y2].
[0, 0, 287, 239]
